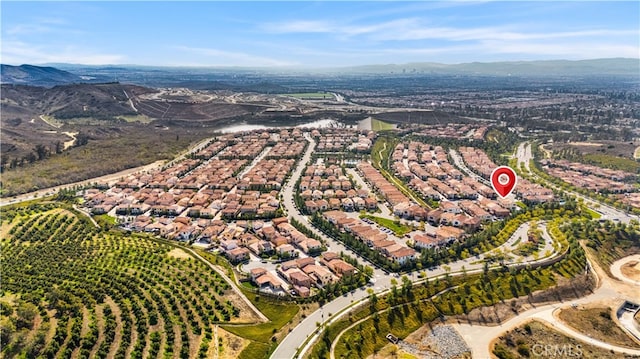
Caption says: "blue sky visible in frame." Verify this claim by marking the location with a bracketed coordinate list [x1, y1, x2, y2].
[1, 1, 638, 67]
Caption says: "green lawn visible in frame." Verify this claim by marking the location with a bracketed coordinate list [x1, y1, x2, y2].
[371, 118, 395, 131]
[283, 92, 334, 100]
[241, 281, 259, 289]
[584, 207, 602, 219]
[222, 292, 299, 358]
[360, 214, 413, 236]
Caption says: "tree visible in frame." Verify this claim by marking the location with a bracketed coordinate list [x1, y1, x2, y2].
[25, 152, 37, 164]
[34, 144, 49, 160]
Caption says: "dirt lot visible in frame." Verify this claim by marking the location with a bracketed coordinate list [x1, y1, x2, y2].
[217, 327, 249, 359]
[167, 248, 192, 260]
[620, 261, 640, 282]
[492, 320, 638, 359]
[557, 306, 640, 349]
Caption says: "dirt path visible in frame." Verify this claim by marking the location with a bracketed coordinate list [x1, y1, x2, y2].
[62, 131, 78, 150]
[104, 297, 123, 359]
[610, 254, 640, 286]
[454, 249, 640, 358]
[212, 325, 219, 359]
[44, 310, 58, 352]
[39, 114, 62, 128]
[90, 304, 106, 359]
[181, 246, 268, 323]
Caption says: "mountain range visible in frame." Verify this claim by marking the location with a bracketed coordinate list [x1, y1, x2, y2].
[1, 58, 638, 88]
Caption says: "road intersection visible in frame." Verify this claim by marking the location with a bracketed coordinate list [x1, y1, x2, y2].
[272, 137, 567, 359]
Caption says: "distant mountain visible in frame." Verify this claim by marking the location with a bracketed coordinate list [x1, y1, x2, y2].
[339, 58, 640, 76]
[0, 64, 86, 86]
[1, 82, 153, 120]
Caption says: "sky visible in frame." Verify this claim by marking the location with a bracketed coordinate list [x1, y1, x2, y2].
[1, 1, 638, 67]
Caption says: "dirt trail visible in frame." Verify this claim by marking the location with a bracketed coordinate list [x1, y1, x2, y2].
[454, 247, 640, 358]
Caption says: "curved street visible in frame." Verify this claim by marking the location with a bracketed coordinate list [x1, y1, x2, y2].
[271, 136, 564, 359]
[453, 250, 640, 358]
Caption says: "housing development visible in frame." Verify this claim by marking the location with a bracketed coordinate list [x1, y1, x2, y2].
[1, 4, 639, 356]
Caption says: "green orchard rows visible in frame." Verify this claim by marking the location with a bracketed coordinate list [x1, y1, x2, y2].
[1, 204, 241, 359]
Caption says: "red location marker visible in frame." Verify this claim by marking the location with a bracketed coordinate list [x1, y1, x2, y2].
[491, 166, 517, 198]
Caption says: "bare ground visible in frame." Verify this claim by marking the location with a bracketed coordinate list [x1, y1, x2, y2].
[44, 310, 58, 353]
[217, 327, 250, 359]
[491, 320, 639, 359]
[621, 261, 640, 282]
[90, 305, 105, 359]
[104, 296, 123, 359]
[557, 306, 640, 349]
[167, 248, 192, 260]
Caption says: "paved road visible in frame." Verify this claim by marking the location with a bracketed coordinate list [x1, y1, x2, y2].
[449, 148, 491, 187]
[345, 168, 393, 218]
[610, 254, 640, 287]
[0, 160, 165, 208]
[273, 158, 563, 359]
[0, 135, 218, 208]
[271, 135, 564, 359]
[454, 251, 640, 358]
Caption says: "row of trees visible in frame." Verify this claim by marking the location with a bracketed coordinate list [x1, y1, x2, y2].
[2, 205, 241, 358]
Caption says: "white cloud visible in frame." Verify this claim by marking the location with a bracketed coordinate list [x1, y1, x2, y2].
[5, 16, 81, 36]
[173, 46, 297, 67]
[264, 17, 637, 43]
[1, 40, 125, 65]
[480, 40, 640, 59]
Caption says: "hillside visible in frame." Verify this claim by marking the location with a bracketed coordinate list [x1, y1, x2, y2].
[1, 64, 84, 87]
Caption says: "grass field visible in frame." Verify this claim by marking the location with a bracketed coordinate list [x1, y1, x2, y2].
[371, 118, 396, 131]
[283, 92, 335, 100]
[0, 202, 253, 359]
[583, 153, 640, 173]
[360, 214, 413, 236]
[584, 208, 602, 219]
[223, 294, 299, 359]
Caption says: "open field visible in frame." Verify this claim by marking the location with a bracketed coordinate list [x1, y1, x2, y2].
[584, 208, 602, 219]
[371, 118, 396, 131]
[282, 92, 335, 100]
[0, 202, 258, 359]
[1, 123, 218, 197]
[222, 295, 300, 359]
[557, 306, 640, 349]
[549, 140, 640, 159]
[492, 320, 636, 359]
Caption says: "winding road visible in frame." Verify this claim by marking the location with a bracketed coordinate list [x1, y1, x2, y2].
[453, 249, 640, 358]
[271, 136, 564, 359]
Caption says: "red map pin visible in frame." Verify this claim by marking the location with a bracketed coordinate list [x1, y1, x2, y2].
[491, 166, 517, 198]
